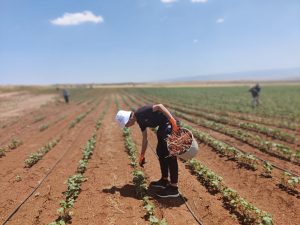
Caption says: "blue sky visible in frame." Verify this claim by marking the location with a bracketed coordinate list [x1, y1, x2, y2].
[0, 0, 299, 85]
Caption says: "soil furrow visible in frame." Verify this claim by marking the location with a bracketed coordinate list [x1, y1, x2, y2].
[121, 93, 300, 225]
[0, 95, 109, 224]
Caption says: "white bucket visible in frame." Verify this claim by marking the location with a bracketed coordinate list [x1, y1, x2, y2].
[167, 128, 198, 160]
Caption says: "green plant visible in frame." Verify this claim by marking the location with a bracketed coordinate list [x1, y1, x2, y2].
[33, 116, 46, 123]
[0, 148, 7, 157]
[17, 175, 22, 181]
[24, 137, 61, 167]
[144, 203, 155, 216]
[7, 139, 23, 149]
[39, 124, 50, 131]
[280, 172, 299, 191]
[261, 162, 274, 176]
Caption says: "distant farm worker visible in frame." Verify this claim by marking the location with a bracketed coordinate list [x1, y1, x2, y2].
[115, 104, 181, 198]
[248, 84, 262, 108]
[62, 89, 69, 104]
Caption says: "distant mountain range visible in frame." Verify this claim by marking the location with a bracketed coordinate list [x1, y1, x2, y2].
[159, 67, 300, 82]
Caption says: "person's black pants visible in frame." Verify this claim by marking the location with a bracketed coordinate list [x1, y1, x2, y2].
[156, 121, 179, 184]
[64, 96, 69, 103]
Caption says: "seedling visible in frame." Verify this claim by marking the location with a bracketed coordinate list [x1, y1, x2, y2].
[33, 116, 46, 123]
[40, 124, 50, 132]
[17, 175, 22, 181]
[0, 148, 6, 157]
[261, 162, 274, 176]
[7, 139, 23, 149]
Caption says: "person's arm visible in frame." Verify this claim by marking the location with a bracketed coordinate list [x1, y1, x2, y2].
[141, 129, 148, 155]
[153, 104, 179, 132]
[139, 129, 147, 167]
[153, 104, 173, 119]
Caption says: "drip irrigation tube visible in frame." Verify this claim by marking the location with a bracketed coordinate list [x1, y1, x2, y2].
[147, 140, 204, 225]
[192, 125, 300, 178]
[1, 122, 94, 225]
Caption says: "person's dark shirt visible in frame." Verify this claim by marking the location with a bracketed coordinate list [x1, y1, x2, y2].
[134, 104, 179, 132]
[254, 86, 261, 92]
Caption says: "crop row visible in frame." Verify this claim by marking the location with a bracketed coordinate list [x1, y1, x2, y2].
[138, 94, 299, 144]
[129, 86, 300, 123]
[172, 109, 300, 162]
[123, 127, 167, 225]
[119, 93, 276, 224]
[126, 92, 300, 164]
[24, 135, 62, 167]
[124, 92, 300, 164]
[69, 95, 105, 129]
[47, 96, 109, 225]
[134, 93, 300, 194]
[0, 139, 23, 157]
[128, 88, 300, 130]
[186, 158, 274, 224]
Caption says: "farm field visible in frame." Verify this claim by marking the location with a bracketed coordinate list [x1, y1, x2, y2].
[0, 85, 299, 225]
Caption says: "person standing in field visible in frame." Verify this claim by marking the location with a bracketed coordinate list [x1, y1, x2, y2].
[248, 84, 261, 108]
[62, 89, 69, 104]
[115, 104, 181, 198]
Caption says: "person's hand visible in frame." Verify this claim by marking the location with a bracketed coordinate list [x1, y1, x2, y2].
[170, 118, 179, 133]
[139, 155, 145, 167]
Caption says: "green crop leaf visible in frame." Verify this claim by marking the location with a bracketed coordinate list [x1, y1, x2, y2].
[149, 216, 159, 223]
[160, 219, 168, 225]
[57, 207, 64, 214]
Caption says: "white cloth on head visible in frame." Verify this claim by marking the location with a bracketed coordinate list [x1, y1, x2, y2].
[115, 110, 131, 128]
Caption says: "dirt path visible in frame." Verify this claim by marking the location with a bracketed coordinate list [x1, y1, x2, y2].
[122, 93, 300, 225]
[0, 95, 109, 224]
[0, 91, 58, 119]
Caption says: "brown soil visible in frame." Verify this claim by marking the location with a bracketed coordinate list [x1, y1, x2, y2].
[0, 91, 58, 119]
[122, 92, 300, 225]
[0, 94, 108, 224]
[1, 89, 300, 225]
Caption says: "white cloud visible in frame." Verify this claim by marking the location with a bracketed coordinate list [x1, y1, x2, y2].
[191, 0, 207, 2]
[161, 0, 177, 3]
[51, 11, 104, 26]
[216, 18, 225, 23]
[194, 39, 198, 43]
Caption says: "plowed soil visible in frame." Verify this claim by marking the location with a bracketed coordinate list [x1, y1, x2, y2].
[122, 93, 300, 225]
[1, 89, 299, 225]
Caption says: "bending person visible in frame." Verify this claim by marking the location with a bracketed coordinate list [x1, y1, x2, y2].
[115, 104, 180, 198]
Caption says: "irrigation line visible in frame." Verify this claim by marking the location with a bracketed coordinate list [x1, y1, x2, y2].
[1, 122, 94, 225]
[192, 125, 300, 178]
[147, 140, 204, 225]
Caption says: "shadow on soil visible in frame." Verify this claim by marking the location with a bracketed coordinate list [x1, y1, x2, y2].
[148, 186, 187, 208]
[276, 183, 300, 198]
[103, 184, 187, 208]
[102, 184, 140, 200]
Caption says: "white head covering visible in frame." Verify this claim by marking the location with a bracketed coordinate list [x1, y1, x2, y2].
[115, 110, 131, 128]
